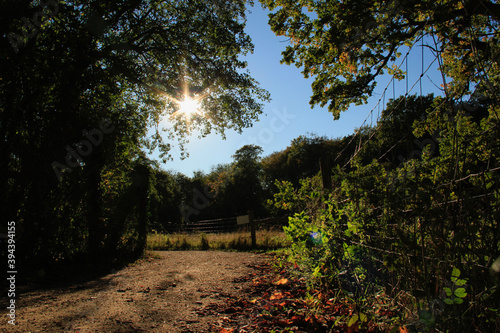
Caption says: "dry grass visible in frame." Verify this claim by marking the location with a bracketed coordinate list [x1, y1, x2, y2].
[146, 229, 290, 252]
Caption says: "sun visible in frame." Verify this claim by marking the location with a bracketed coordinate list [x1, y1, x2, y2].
[178, 97, 201, 117]
[163, 76, 210, 121]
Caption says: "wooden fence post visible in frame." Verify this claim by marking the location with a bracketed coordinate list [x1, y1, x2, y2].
[248, 210, 256, 248]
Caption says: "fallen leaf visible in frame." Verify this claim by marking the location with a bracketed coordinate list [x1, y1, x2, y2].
[223, 307, 238, 314]
[277, 319, 289, 326]
[274, 278, 288, 285]
[270, 292, 284, 300]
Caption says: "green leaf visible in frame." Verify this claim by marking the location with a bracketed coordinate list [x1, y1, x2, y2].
[348, 314, 359, 327]
[451, 267, 461, 282]
[359, 313, 367, 322]
[454, 298, 464, 304]
[443, 287, 453, 296]
[454, 288, 467, 298]
[455, 278, 467, 286]
[444, 298, 454, 305]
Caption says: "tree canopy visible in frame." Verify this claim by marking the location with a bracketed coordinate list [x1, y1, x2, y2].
[261, 0, 500, 117]
[0, 0, 269, 266]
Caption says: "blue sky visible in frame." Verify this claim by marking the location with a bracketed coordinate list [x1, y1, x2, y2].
[158, 4, 445, 176]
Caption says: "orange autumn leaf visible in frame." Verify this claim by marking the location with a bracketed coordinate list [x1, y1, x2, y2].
[274, 278, 288, 285]
[270, 292, 284, 300]
[399, 327, 410, 333]
[306, 315, 318, 323]
[220, 328, 234, 333]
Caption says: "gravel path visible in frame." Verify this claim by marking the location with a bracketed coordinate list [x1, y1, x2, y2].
[0, 251, 269, 333]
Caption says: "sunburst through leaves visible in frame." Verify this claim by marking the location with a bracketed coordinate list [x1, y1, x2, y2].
[166, 76, 210, 122]
[177, 97, 201, 117]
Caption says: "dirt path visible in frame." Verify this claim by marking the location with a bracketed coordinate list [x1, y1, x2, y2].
[1, 251, 270, 333]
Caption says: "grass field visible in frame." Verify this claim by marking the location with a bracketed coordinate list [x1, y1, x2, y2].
[146, 229, 290, 252]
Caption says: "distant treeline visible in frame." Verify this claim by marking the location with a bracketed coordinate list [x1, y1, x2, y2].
[150, 94, 456, 227]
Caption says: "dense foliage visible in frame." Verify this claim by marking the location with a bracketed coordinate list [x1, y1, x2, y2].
[1, 0, 269, 270]
[258, 2, 500, 330]
[273, 96, 500, 331]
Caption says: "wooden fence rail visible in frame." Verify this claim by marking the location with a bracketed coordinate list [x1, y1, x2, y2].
[162, 216, 288, 234]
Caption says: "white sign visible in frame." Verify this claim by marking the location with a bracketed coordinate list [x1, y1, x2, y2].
[237, 215, 249, 225]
